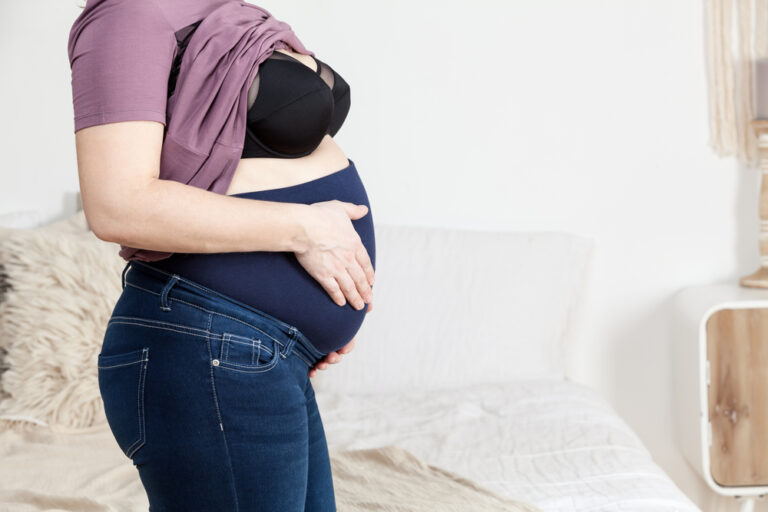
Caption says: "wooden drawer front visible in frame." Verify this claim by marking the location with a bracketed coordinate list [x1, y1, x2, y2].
[706, 307, 768, 486]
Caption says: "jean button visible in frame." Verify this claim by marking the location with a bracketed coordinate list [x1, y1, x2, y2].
[212, 359, 220, 366]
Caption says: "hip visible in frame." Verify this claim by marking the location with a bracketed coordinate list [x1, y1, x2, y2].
[98, 261, 336, 509]
[108, 259, 328, 370]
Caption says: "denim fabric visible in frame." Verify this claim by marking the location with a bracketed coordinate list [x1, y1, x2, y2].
[97, 260, 336, 511]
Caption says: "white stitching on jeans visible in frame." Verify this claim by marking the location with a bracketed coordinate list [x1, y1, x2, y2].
[129, 264, 296, 332]
[121, 283, 315, 367]
[203, 320, 241, 511]
[218, 333, 279, 372]
[125, 282, 287, 350]
[98, 359, 145, 369]
[109, 315, 211, 336]
[107, 320, 210, 340]
[125, 347, 149, 458]
[125, 278, 327, 358]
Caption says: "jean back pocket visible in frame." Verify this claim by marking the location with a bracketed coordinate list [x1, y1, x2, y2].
[97, 347, 149, 458]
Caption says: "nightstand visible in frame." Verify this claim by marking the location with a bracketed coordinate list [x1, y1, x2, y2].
[672, 284, 768, 511]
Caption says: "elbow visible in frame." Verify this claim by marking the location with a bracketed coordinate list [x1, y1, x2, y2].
[81, 179, 156, 245]
[81, 194, 127, 244]
[86, 208, 121, 243]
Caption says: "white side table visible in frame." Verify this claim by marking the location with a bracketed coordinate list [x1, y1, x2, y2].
[672, 284, 768, 512]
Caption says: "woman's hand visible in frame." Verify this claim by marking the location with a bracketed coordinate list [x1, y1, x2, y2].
[294, 200, 375, 310]
[308, 302, 372, 378]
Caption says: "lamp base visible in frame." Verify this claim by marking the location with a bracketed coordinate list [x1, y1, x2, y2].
[739, 266, 768, 288]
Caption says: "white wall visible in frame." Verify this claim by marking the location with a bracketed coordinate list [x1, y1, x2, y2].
[1, 0, 760, 509]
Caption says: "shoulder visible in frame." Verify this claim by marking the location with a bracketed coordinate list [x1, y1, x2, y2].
[67, 0, 177, 133]
[68, 0, 173, 66]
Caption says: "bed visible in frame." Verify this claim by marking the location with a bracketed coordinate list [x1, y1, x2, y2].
[0, 210, 700, 511]
[319, 379, 699, 511]
[309, 222, 701, 511]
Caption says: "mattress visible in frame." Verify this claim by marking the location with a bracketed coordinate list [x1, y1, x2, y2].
[316, 378, 701, 512]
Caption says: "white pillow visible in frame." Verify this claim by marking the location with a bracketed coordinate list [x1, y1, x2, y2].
[311, 224, 595, 395]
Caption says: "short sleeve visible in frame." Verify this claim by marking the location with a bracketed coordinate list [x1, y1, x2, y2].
[67, 0, 176, 133]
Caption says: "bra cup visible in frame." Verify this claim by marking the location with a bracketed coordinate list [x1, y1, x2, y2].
[243, 55, 343, 158]
[329, 74, 350, 137]
[247, 87, 334, 155]
[247, 58, 327, 122]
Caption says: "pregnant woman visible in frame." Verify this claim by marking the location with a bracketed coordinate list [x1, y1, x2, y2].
[68, 0, 375, 510]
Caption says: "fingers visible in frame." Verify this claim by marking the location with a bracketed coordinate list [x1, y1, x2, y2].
[338, 337, 356, 353]
[316, 255, 373, 310]
[308, 349, 345, 378]
[346, 262, 372, 304]
[318, 273, 372, 310]
[356, 245, 375, 287]
[335, 244, 374, 310]
[317, 274, 347, 307]
[334, 244, 374, 310]
[345, 203, 369, 220]
[308, 337, 359, 377]
[334, 272, 365, 310]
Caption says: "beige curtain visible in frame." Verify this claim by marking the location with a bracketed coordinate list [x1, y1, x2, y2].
[706, 0, 768, 167]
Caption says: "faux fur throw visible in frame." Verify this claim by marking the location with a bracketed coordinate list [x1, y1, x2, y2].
[0, 210, 125, 431]
[0, 426, 543, 512]
[330, 444, 543, 511]
[0, 212, 546, 511]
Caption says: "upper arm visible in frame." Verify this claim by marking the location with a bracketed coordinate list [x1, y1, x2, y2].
[74, 121, 164, 240]
[68, 0, 175, 239]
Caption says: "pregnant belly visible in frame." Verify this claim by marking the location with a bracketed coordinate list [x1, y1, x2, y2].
[146, 158, 375, 355]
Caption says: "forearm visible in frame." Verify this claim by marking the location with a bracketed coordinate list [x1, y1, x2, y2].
[92, 178, 310, 254]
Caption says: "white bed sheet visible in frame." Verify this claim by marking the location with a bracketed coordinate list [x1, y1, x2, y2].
[316, 378, 701, 512]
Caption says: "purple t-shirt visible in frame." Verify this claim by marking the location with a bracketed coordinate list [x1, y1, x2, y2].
[68, 0, 231, 133]
[68, 0, 314, 262]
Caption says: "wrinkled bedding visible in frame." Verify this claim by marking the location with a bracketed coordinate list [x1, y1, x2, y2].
[0, 423, 542, 512]
[317, 378, 701, 512]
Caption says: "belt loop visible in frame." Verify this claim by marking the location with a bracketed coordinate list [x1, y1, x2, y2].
[121, 261, 132, 290]
[281, 326, 298, 358]
[160, 274, 181, 311]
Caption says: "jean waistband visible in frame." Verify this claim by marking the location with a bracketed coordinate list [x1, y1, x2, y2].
[122, 259, 327, 367]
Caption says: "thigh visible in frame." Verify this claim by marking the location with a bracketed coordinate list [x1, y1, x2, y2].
[304, 381, 337, 511]
[207, 320, 312, 511]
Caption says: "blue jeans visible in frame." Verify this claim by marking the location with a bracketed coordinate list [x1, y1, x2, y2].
[97, 260, 336, 511]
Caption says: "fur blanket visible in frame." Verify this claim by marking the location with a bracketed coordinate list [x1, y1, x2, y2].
[0, 211, 543, 511]
[0, 425, 542, 511]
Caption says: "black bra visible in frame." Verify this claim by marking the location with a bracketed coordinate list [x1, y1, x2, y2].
[241, 50, 351, 159]
[166, 22, 348, 159]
